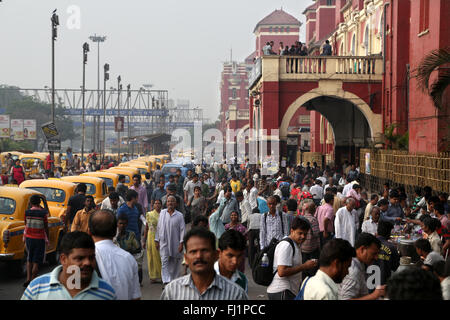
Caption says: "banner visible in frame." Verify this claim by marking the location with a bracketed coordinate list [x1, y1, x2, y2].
[0, 115, 10, 138]
[23, 119, 37, 140]
[10, 119, 24, 141]
[114, 116, 124, 132]
[365, 152, 371, 175]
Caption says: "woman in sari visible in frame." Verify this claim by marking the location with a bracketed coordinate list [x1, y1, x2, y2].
[143, 199, 162, 283]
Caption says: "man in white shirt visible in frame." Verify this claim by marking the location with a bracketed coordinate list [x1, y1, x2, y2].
[267, 217, 317, 300]
[310, 179, 324, 206]
[89, 209, 141, 300]
[184, 174, 201, 204]
[361, 206, 380, 236]
[335, 198, 358, 246]
[243, 180, 258, 210]
[100, 191, 125, 215]
[236, 191, 251, 228]
[302, 238, 356, 300]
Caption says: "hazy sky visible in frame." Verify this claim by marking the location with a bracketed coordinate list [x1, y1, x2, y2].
[0, 0, 311, 122]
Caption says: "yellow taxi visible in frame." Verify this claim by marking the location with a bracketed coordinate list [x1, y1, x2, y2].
[105, 167, 139, 187]
[81, 171, 119, 189]
[0, 187, 64, 276]
[19, 153, 47, 178]
[118, 162, 149, 180]
[60, 176, 107, 206]
[19, 180, 77, 219]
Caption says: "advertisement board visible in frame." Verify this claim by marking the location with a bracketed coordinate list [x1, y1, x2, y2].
[0, 115, 10, 138]
[23, 119, 37, 140]
[10, 119, 24, 141]
[365, 152, 371, 175]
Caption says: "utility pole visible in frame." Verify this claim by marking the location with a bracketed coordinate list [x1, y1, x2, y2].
[89, 34, 106, 151]
[102, 63, 109, 164]
[117, 76, 122, 161]
[81, 42, 90, 166]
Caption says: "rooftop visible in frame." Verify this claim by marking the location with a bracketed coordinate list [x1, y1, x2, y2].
[253, 9, 301, 33]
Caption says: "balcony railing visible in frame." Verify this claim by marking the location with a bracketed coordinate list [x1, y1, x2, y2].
[282, 56, 380, 75]
[249, 56, 383, 88]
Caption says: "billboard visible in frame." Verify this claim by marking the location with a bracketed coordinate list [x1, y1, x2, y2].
[0, 115, 10, 138]
[23, 119, 37, 140]
[114, 116, 124, 132]
[10, 119, 24, 141]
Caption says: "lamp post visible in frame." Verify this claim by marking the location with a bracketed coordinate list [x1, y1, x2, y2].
[117, 76, 122, 161]
[102, 63, 109, 164]
[81, 42, 90, 166]
[89, 34, 107, 151]
[51, 10, 59, 125]
[126, 84, 131, 157]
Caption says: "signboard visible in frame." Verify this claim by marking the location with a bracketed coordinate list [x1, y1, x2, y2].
[41, 122, 59, 140]
[11, 119, 24, 141]
[63, 108, 169, 117]
[365, 152, 371, 175]
[23, 119, 37, 140]
[0, 115, 10, 138]
[47, 138, 61, 151]
[114, 116, 124, 132]
[249, 57, 262, 88]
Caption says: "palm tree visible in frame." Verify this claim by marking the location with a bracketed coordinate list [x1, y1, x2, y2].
[415, 47, 450, 109]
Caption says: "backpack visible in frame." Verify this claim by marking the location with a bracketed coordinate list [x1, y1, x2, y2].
[294, 276, 311, 300]
[251, 212, 294, 286]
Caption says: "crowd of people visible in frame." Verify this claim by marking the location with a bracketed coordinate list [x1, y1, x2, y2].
[261, 39, 332, 56]
[18, 156, 450, 300]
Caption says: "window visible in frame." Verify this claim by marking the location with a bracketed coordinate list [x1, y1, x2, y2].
[275, 27, 279, 33]
[286, 26, 290, 33]
[280, 27, 284, 33]
[327, 0, 332, 5]
[419, 0, 429, 33]
[27, 187, 66, 203]
[351, 33, 356, 56]
[232, 88, 237, 99]
[0, 197, 16, 215]
[269, 27, 272, 33]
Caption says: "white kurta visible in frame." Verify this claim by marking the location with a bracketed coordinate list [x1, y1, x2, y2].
[334, 207, 357, 247]
[155, 209, 185, 258]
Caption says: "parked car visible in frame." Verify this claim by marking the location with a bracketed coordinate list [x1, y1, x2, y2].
[0, 187, 64, 277]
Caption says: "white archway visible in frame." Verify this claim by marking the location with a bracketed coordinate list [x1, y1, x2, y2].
[280, 80, 382, 141]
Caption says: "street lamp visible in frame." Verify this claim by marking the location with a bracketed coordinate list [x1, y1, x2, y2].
[126, 84, 131, 157]
[89, 34, 107, 151]
[102, 63, 110, 163]
[117, 76, 122, 161]
[51, 9, 59, 125]
[81, 42, 90, 166]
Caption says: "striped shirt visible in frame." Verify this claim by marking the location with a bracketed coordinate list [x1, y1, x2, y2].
[259, 211, 289, 250]
[21, 265, 116, 300]
[24, 208, 48, 240]
[160, 273, 248, 300]
[338, 258, 368, 300]
[301, 213, 320, 253]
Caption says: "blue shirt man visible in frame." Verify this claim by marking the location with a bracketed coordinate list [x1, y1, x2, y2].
[117, 194, 141, 243]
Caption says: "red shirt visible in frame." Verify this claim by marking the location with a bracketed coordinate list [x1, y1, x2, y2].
[24, 208, 48, 240]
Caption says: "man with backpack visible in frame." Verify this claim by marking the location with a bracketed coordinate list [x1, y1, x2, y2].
[259, 196, 289, 251]
[266, 216, 317, 300]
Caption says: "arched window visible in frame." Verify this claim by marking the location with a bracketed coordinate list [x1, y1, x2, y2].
[280, 27, 284, 33]
[286, 26, 290, 33]
[340, 42, 344, 56]
[351, 33, 356, 56]
[269, 27, 272, 33]
[232, 88, 237, 99]
[364, 24, 369, 55]
[275, 27, 279, 33]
